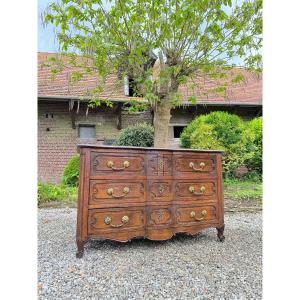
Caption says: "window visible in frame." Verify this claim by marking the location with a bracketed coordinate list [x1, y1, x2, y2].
[79, 125, 96, 139]
[173, 126, 186, 138]
[124, 75, 142, 97]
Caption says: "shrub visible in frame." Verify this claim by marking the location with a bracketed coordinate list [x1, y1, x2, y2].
[190, 124, 224, 150]
[114, 122, 154, 147]
[244, 117, 262, 173]
[62, 154, 80, 186]
[181, 111, 244, 149]
[180, 116, 204, 148]
[182, 112, 262, 178]
[38, 182, 77, 205]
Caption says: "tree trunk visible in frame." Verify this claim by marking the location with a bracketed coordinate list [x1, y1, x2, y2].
[153, 100, 172, 148]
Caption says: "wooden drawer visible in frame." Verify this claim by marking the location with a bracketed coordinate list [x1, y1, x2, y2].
[88, 208, 145, 235]
[90, 151, 145, 176]
[148, 180, 173, 202]
[147, 207, 173, 227]
[175, 205, 218, 225]
[89, 180, 145, 206]
[173, 154, 216, 177]
[175, 180, 217, 202]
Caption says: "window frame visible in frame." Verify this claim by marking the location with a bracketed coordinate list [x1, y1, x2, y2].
[78, 124, 96, 139]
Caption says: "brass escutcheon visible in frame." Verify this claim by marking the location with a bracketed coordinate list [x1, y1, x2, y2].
[123, 160, 130, 168]
[107, 160, 114, 168]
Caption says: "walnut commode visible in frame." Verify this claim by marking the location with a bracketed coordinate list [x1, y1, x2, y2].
[76, 145, 225, 258]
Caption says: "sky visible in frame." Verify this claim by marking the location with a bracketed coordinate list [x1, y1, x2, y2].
[38, 0, 59, 52]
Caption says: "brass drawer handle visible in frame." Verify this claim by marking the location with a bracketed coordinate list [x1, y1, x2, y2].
[104, 215, 129, 228]
[107, 187, 130, 198]
[107, 160, 130, 170]
[190, 210, 207, 221]
[189, 161, 205, 171]
[189, 185, 206, 195]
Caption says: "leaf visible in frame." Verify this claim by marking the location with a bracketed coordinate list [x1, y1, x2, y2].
[187, 96, 197, 105]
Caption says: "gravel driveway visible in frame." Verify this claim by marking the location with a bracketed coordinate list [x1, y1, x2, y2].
[38, 209, 262, 300]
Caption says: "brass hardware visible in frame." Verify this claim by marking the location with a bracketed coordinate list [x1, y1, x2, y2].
[123, 187, 130, 194]
[158, 184, 165, 194]
[107, 188, 114, 195]
[107, 160, 130, 170]
[107, 187, 130, 198]
[104, 215, 129, 227]
[190, 210, 207, 221]
[107, 160, 114, 168]
[188, 185, 206, 195]
[104, 216, 112, 225]
[123, 160, 130, 168]
[189, 161, 206, 171]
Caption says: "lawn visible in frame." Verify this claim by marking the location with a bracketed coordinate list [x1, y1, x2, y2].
[223, 179, 262, 200]
[38, 180, 262, 208]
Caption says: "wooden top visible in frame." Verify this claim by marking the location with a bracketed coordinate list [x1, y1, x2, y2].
[77, 144, 224, 153]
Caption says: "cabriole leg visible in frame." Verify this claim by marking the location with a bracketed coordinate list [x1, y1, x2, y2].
[76, 240, 86, 258]
[216, 225, 225, 242]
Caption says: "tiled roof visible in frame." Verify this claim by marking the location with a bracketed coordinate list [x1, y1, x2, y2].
[38, 52, 262, 105]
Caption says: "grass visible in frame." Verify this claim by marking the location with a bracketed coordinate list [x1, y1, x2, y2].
[223, 179, 262, 200]
[38, 179, 262, 207]
[38, 182, 78, 206]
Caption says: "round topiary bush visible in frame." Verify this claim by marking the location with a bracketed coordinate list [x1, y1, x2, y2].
[62, 154, 80, 186]
[114, 123, 154, 147]
[181, 112, 262, 178]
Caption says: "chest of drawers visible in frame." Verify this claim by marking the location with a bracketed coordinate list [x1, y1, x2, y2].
[76, 145, 225, 258]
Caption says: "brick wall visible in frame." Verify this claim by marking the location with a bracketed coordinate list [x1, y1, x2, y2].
[121, 110, 152, 127]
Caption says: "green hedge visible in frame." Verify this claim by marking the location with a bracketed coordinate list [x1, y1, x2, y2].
[114, 122, 154, 147]
[180, 112, 262, 178]
[62, 154, 80, 186]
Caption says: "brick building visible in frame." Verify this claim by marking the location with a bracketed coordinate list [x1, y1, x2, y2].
[38, 52, 262, 183]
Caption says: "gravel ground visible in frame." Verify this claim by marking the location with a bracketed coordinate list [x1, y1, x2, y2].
[38, 209, 262, 300]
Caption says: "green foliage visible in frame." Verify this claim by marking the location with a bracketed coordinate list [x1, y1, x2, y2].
[114, 123, 154, 147]
[123, 100, 149, 113]
[181, 112, 262, 178]
[180, 117, 203, 148]
[244, 117, 262, 173]
[224, 179, 262, 200]
[62, 155, 80, 186]
[190, 124, 225, 150]
[38, 182, 77, 205]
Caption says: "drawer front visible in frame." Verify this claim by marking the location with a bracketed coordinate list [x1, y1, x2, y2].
[174, 154, 216, 176]
[90, 152, 145, 176]
[147, 207, 173, 227]
[88, 208, 145, 233]
[89, 180, 145, 205]
[175, 205, 218, 225]
[148, 180, 173, 202]
[175, 180, 217, 201]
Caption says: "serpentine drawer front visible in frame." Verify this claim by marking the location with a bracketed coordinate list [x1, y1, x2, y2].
[76, 145, 225, 258]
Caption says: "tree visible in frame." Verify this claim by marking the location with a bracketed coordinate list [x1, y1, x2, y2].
[43, 0, 262, 147]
